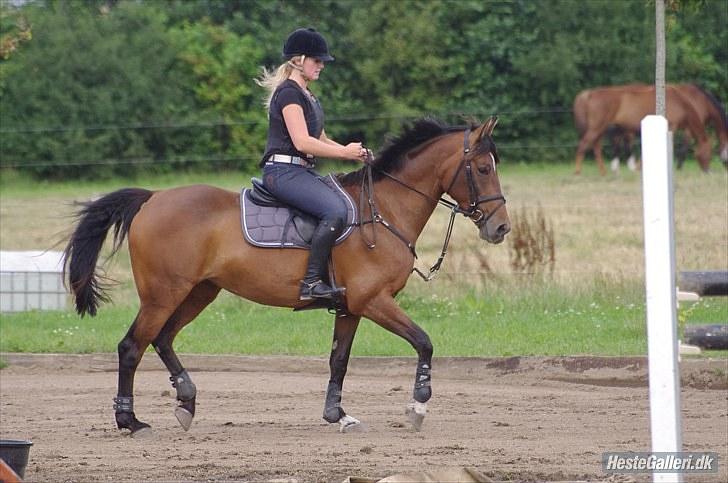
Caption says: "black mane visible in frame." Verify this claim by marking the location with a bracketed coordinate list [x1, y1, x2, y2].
[338, 118, 466, 187]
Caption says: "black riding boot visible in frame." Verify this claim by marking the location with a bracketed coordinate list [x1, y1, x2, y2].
[300, 219, 345, 301]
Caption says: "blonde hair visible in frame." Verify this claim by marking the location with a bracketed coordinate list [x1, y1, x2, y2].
[255, 55, 304, 111]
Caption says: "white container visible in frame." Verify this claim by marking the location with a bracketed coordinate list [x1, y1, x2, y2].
[0, 251, 67, 312]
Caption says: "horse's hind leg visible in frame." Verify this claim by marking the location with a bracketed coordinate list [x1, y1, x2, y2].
[574, 131, 602, 175]
[322, 314, 362, 432]
[152, 281, 220, 431]
[115, 304, 177, 436]
[593, 138, 608, 176]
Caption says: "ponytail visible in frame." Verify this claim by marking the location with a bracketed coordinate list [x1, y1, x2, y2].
[255, 55, 304, 111]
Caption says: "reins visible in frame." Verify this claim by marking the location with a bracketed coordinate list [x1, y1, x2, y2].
[353, 128, 506, 282]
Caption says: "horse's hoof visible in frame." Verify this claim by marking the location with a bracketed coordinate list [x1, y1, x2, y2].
[130, 426, 154, 439]
[339, 415, 366, 433]
[175, 407, 194, 431]
[405, 401, 427, 431]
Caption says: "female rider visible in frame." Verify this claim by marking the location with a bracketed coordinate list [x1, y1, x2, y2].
[256, 28, 369, 302]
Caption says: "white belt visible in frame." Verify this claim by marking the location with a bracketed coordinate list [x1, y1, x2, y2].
[267, 154, 314, 167]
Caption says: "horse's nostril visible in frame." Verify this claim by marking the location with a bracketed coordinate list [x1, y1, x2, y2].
[497, 223, 510, 236]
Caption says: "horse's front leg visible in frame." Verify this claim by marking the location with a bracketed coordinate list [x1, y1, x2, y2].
[363, 293, 433, 431]
[323, 313, 363, 433]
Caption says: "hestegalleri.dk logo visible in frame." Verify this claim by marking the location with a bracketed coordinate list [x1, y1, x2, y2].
[602, 452, 719, 473]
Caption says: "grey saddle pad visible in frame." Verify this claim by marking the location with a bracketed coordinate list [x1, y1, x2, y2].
[240, 174, 357, 249]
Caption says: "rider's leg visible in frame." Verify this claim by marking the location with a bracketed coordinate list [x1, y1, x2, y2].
[262, 164, 348, 301]
[299, 213, 345, 300]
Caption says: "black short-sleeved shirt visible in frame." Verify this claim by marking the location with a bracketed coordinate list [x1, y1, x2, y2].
[260, 79, 324, 166]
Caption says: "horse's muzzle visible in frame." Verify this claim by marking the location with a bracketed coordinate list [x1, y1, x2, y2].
[479, 219, 510, 244]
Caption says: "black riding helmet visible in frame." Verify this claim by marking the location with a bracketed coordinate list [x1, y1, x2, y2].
[282, 28, 334, 62]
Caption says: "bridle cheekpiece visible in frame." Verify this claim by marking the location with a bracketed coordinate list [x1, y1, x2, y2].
[443, 127, 507, 227]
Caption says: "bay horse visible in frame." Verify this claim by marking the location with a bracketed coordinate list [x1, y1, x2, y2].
[572, 84, 712, 175]
[63, 117, 510, 436]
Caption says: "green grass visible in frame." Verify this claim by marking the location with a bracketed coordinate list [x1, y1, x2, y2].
[1, 280, 726, 357]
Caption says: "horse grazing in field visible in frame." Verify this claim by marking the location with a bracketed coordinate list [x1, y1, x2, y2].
[598, 83, 728, 172]
[572, 84, 713, 175]
[63, 117, 510, 436]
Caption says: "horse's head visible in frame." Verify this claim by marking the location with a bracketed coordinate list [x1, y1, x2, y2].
[441, 117, 510, 244]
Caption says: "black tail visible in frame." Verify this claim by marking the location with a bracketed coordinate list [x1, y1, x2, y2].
[63, 188, 154, 317]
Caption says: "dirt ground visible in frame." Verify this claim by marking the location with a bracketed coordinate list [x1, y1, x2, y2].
[0, 353, 726, 483]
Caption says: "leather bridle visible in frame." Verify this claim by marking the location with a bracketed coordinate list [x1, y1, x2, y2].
[442, 127, 506, 227]
[356, 128, 507, 281]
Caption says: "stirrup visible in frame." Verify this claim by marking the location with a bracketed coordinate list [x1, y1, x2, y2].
[299, 279, 344, 301]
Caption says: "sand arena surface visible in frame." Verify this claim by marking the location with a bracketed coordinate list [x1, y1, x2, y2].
[0, 354, 726, 482]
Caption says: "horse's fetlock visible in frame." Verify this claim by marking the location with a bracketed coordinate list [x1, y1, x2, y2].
[413, 386, 432, 403]
[413, 362, 432, 403]
[323, 405, 345, 423]
[170, 370, 196, 401]
[115, 409, 135, 430]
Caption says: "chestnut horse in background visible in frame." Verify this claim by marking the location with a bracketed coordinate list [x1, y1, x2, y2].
[572, 84, 713, 174]
[591, 83, 728, 171]
[63, 117, 510, 436]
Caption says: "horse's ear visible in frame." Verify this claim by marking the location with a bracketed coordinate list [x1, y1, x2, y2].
[476, 116, 499, 140]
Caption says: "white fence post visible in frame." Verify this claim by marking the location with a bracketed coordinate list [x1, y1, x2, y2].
[641, 115, 682, 483]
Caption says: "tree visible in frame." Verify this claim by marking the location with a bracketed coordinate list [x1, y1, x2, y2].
[0, 1, 200, 178]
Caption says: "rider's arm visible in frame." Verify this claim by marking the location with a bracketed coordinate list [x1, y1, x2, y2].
[282, 104, 362, 161]
[319, 129, 344, 148]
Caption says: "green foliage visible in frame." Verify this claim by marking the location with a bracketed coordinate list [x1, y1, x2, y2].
[168, 20, 267, 169]
[1, 1, 199, 179]
[0, 0, 725, 178]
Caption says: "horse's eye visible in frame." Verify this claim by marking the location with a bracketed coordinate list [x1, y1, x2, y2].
[477, 163, 492, 174]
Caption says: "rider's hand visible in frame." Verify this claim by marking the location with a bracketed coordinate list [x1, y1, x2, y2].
[342, 142, 363, 160]
[360, 148, 373, 162]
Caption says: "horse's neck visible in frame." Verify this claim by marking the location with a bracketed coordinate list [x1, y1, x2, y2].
[371, 156, 449, 243]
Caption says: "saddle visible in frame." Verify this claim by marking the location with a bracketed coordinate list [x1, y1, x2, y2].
[240, 174, 356, 249]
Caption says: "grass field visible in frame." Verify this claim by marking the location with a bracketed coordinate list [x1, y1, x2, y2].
[1, 160, 727, 357]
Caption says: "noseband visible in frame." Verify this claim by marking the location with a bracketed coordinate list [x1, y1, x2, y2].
[356, 128, 507, 281]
